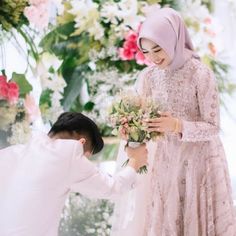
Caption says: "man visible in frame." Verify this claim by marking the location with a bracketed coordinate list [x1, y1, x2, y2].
[0, 112, 147, 236]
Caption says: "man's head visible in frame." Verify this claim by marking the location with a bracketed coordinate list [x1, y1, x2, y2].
[48, 112, 104, 157]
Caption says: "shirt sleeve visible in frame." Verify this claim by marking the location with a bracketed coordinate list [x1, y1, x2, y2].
[68, 143, 137, 200]
[180, 65, 220, 142]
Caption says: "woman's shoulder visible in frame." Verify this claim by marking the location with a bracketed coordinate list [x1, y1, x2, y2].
[188, 58, 216, 89]
[188, 57, 214, 76]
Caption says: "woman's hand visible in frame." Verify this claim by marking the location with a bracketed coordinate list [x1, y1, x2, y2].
[144, 112, 181, 133]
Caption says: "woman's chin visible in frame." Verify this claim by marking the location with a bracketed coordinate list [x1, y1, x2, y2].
[156, 63, 168, 70]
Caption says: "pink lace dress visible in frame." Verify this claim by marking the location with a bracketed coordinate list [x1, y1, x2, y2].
[111, 57, 236, 236]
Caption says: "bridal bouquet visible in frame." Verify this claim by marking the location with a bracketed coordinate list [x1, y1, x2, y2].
[109, 92, 162, 173]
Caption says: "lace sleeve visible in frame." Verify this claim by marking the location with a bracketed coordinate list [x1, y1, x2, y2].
[134, 67, 152, 97]
[180, 65, 220, 142]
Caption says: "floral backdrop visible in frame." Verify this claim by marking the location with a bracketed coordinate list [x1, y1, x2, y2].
[1, 0, 236, 235]
[38, 0, 235, 134]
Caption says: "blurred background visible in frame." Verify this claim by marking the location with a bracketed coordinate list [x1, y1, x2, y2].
[0, 0, 235, 235]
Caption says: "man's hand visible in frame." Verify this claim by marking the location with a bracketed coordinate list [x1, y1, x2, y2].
[125, 144, 148, 171]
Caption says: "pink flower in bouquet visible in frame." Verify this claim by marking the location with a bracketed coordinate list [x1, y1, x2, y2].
[7, 82, 19, 103]
[208, 42, 217, 56]
[24, 3, 49, 29]
[119, 47, 135, 60]
[24, 94, 41, 122]
[120, 117, 128, 125]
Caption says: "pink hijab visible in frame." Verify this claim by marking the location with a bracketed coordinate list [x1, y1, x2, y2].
[138, 7, 199, 71]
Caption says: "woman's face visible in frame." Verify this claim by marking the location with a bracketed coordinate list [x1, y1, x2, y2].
[140, 38, 171, 69]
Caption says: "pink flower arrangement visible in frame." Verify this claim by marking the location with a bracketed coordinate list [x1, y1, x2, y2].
[24, 0, 49, 30]
[0, 75, 19, 103]
[118, 29, 152, 66]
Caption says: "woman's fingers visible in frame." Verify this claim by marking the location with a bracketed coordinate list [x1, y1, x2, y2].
[145, 117, 163, 123]
[146, 122, 162, 127]
[160, 111, 171, 117]
[147, 127, 165, 132]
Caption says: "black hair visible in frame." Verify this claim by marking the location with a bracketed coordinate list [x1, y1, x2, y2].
[48, 112, 104, 154]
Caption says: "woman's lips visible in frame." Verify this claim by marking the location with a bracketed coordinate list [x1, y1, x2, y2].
[155, 58, 164, 65]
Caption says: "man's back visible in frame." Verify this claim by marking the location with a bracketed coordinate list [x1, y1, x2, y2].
[0, 133, 80, 236]
[0, 132, 138, 236]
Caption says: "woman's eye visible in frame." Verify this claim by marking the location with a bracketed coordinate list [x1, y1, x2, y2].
[142, 51, 149, 54]
[153, 49, 161, 53]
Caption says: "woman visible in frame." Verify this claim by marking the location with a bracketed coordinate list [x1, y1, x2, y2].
[111, 7, 236, 236]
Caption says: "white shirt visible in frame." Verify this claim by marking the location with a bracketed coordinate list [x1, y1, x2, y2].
[0, 133, 136, 236]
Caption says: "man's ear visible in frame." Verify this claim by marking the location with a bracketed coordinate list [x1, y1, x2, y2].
[78, 138, 86, 145]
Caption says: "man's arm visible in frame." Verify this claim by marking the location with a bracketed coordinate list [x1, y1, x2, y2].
[69, 143, 147, 200]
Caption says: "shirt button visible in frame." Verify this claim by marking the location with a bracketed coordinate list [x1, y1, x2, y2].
[181, 179, 186, 184]
[180, 196, 184, 202]
[131, 183, 135, 189]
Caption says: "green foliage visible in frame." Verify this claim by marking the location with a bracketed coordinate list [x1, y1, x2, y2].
[11, 72, 33, 98]
[62, 65, 90, 111]
[0, 0, 28, 31]
[39, 22, 76, 55]
[210, 59, 236, 95]
[39, 89, 53, 108]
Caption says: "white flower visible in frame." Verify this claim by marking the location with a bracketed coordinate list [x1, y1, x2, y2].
[88, 22, 104, 40]
[102, 212, 110, 220]
[86, 228, 96, 233]
[101, 2, 121, 25]
[118, 0, 142, 30]
[69, 0, 99, 34]
[40, 52, 62, 71]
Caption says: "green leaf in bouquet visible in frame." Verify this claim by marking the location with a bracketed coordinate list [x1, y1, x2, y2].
[111, 128, 118, 136]
[132, 119, 141, 127]
[139, 130, 147, 142]
[11, 72, 33, 98]
[129, 128, 139, 142]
